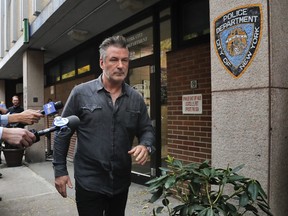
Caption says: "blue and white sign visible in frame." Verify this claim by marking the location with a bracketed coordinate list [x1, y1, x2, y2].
[214, 4, 262, 78]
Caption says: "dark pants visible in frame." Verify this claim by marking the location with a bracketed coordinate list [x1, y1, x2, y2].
[75, 181, 129, 216]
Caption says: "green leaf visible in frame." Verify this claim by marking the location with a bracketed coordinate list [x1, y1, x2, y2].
[155, 206, 164, 214]
[159, 167, 171, 172]
[239, 193, 249, 207]
[199, 160, 210, 169]
[221, 177, 227, 184]
[162, 198, 170, 206]
[198, 208, 208, 216]
[203, 168, 211, 177]
[248, 181, 259, 201]
[188, 205, 196, 215]
[146, 175, 168, 185]
[180, 206, 189, 216]
[173, 159, 183, 168]
[255, 180, 268, 199]
[227, 175, 245, 182]
[226, 202, 237, 212]
[149, 188, 163, 203]
[231, 164, 245, 173]
[206, 208, 214, 216]
[173, 204, 186, 213]
[215, 207, 227, 216]
[164, 176, 176, 189]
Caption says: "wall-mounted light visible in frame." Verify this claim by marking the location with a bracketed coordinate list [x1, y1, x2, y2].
[67, 29, 89, 42]
[116, 0, 144, 11]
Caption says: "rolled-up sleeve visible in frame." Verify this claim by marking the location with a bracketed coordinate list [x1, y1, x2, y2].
[0, 114, 9, 126]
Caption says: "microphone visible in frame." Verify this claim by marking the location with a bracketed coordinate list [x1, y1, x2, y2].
[40, 101, 64, 115]
[31, 115, 80, 142]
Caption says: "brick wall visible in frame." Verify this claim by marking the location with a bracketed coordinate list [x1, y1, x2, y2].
[166, 42, 211, 163]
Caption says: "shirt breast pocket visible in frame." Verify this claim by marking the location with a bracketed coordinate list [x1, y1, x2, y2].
[81, 104, 102, 123]
[124, 109, 140, 129]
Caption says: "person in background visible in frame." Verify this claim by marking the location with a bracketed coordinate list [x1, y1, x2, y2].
[53, 35, 155, 216]
[0, 95, 24, 114]
[0, 95, 25, 128]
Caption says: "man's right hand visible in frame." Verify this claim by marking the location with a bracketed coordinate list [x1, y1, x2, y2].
[9, 109, 44, 125]
[55, 175, 73, 198]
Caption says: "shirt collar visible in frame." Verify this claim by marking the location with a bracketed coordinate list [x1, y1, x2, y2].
[96, 73, 130, 97]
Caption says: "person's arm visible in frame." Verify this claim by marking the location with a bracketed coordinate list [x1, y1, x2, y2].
[53, 88, 78, 177]
[8, 109, 43, 125]
[128, 96, 155, 165]
[53, 88, 77, 198]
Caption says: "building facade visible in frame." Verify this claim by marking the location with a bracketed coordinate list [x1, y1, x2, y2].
[0, 0, 287, 214]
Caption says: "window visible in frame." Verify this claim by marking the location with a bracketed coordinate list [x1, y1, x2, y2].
[181, 0, 209, 41]
[45, 64, 60, 85]
[61, 56, 75, 80]
[77, 48, 92, 75]
[173, 0, 210, 48]
[116, 16, 153, 60]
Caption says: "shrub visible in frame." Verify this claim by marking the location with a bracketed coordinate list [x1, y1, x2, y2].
[146, 155, 273, 216]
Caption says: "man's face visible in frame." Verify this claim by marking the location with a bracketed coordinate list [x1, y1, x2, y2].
[100, 46, 129, 84]
[12, 97, 20, 106]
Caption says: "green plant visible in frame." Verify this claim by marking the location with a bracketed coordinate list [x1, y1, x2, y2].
[146, 155, 273, 216]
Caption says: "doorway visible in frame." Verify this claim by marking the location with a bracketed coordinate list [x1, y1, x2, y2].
[117, 8, 171, 184]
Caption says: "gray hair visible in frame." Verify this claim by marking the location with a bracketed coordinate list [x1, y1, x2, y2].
[99, 35, 129, 60]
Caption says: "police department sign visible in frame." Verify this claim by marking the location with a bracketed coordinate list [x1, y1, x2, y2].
[214, 5, 262, 78]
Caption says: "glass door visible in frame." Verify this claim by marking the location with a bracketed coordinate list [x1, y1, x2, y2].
[128, 64, 153, 183]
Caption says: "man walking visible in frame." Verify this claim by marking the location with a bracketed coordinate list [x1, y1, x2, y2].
[53, 35, 155, 216]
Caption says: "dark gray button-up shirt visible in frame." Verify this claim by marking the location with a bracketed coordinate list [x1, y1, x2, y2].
[53, 75, 155, 196]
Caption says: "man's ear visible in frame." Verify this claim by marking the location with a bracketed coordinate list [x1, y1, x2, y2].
[99, 59, 104, 69]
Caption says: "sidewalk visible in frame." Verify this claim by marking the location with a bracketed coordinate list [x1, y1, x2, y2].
[0, 158, 178, 216]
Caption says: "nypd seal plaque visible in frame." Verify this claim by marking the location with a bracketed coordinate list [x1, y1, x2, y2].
[214, 4, 262, 78]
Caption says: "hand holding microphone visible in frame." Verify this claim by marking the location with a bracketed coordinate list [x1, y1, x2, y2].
[8, 109, 44, 125]
[31, 115, 80, 143]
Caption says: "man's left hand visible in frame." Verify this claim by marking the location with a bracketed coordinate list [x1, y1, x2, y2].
[128, 144, 149, 165]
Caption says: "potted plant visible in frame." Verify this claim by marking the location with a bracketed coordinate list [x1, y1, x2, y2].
[1, 142, 25, 167]
[146, 155, 273, 216]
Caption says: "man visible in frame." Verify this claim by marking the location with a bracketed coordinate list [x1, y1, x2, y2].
[0, 95, 25, 128]
[0, 95, 24, 114]
[53, 35, 155, 216]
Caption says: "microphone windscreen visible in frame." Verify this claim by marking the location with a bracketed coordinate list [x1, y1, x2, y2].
[66, 115, 80, 129]
[54, 101, 64, 110]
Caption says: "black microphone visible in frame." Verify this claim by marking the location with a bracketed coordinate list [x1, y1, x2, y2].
[31, 115, 80, 142]
[40, 101, 64, 115]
